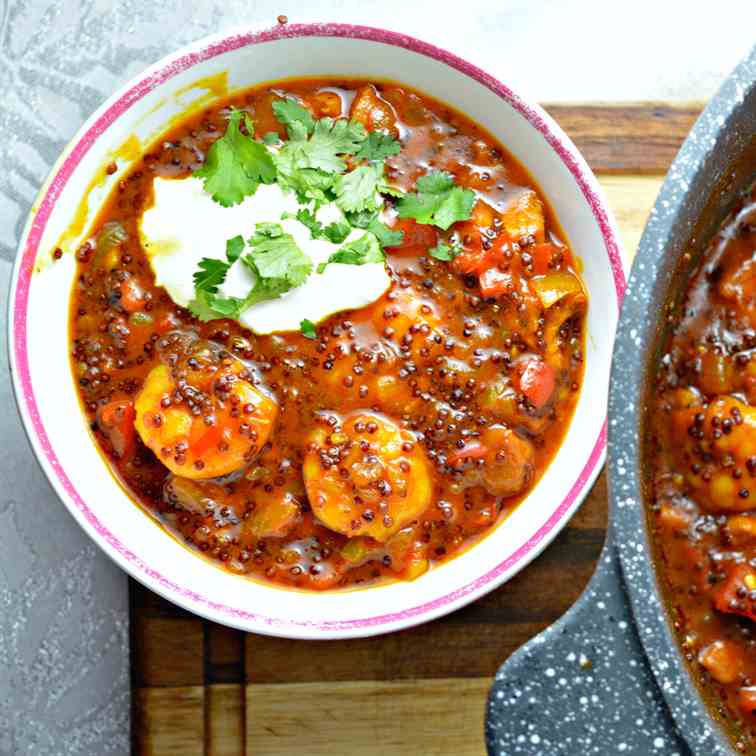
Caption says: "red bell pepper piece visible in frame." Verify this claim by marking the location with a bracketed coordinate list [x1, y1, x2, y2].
[516, 358, 556, 409]
[530, 243, 556, 276]
[447, 442, 489, 464]
[385, 218, 438, 255]
[97, 399, 136, 459]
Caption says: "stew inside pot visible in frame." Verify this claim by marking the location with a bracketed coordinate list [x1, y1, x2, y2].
[651, 178, 756, 747]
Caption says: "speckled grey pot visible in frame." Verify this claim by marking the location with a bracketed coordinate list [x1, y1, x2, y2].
[609, 44, 756, 755]
[487, 45, 756, 756]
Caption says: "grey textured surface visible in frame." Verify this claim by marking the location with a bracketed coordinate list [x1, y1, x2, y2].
[1, 261, 130, 753]
[2, 1, 133, 753]
[486, 534, 688, 756]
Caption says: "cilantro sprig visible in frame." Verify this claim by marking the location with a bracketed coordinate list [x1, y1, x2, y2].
[317, 233, 384, 274]
[189, 224, 312, 322]
[354, 131, 402, 161]
[243, 223, 313, 304]
[281, 209, 352, 244]
[194, 110, 275, 207]
[187, 96, 478, 326]
[396, 171, 475, 230]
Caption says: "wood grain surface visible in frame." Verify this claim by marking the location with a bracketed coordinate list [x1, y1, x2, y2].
[130, 102, 702, 756]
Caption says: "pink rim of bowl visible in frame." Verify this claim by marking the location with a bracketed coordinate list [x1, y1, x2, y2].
[8, 22, 625, 638]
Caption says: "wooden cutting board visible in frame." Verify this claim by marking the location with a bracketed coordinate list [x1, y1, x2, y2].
[131, 102, 702, 756]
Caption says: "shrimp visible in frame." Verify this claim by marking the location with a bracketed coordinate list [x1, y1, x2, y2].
[135, 336, 277, 479]
[303, 412, 432, 541]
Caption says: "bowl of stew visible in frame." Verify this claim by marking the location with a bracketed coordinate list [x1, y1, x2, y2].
[610, 48, 756, 752]
[9, 23, 624, 637]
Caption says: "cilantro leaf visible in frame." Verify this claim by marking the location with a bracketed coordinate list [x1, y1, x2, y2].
[262, 131, 281, 145]
[342, 210, 403, 248]
[322, 220, 352, 244]
[188, 291, 224, 322]
[188, 289, 249, 322]
[396, 170, 475, 230]
[282, 208, 352, 244]
[225, 234, 246, 263]
[429, 241, 463, 261]
[272, 97, 315, 139]
[334, 163, 383, 214]
[300, 318, 317, 339]
[192, 257, 230, 294]
[194, 110, 276, 207]
[242, 222, 313, 305]
[283, 208, 323, 238]
[277, 117, 367, 178]
[189, 226, 313, 321]
[317, 233, 384, 273]
[354, 131, 401, 161]
[274, 152, 334, 204]
[367, 218, 404, 248]
[192, 235, 246, 295]
[344, 209, 377, 229]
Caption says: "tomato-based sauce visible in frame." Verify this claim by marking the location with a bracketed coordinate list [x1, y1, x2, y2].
[68, 78, 586, 590]
[650, 179, 756, 749]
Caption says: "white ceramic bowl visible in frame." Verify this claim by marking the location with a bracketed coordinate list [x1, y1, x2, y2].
[8, 23, 625, 639]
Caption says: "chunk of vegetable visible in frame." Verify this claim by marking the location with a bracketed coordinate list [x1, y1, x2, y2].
[97, 399, 136, 459]
[738, 687, 756, 717]
[530, 272, 583, 310]
[456, 425, 535, 498]
[713, 563, 756, 622]
[119, 277, 145, 313]
[657, 503, 690, 532]
[698, 350, 734, 395]
[385, 525, 428, 579]
[349, 85, 399, 136]
[516, 357, 556, 409]
[698, 640, 743, 684]
[670, 396, 756, 512]
[341, 536, 381, 565]
[95, 221, 128, 268]
[725, 515, 756, 546]
[543, 291, 587, 371]
[500, 190, 545, 242]
[246, 491, 301, 538]
[308, 91, 342, 119]
[478, 267, 512, 298]
[530, 243, 557, 275]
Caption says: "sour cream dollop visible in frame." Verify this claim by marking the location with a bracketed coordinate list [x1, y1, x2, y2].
[138, 177, 391, 334]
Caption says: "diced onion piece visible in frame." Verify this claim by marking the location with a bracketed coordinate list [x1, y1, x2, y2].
[530, 272, 583, 309]
[698, 640, 742, 684]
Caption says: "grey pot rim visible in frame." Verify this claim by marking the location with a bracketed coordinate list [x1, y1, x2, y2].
[608, 45, 756, 755]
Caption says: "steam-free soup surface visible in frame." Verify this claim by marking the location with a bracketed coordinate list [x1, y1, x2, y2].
[69, 78, 586, 590]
